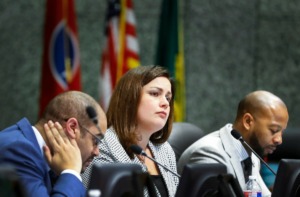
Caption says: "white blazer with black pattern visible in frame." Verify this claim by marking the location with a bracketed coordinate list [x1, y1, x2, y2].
[82, 127, 179, 197]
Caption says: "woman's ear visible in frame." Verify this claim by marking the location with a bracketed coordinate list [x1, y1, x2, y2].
[65, 118, 79, 139]
[243, 113, 254, 131]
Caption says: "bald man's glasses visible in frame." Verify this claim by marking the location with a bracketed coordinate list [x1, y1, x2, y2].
[79, 124, 103, 147]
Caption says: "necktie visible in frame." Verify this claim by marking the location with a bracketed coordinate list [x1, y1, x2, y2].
[242, 157, 252, 182]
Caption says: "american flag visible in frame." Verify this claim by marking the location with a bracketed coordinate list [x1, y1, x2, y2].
[100, 0, 140, 110]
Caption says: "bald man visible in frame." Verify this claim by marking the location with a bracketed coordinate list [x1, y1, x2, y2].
[177, 90, 289, 197]
[0, 91, 107, 196]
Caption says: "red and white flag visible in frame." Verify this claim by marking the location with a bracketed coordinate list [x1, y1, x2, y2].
[39, 0, 81, 116]
[100, 0, 140, 111]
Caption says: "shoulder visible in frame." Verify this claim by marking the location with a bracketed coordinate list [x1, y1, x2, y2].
[150, 141, 174, 156]
[100, 128, 126, 158]
[183, 130, 222, 153]
[177, 127, 231, 173]
[0, 118, 40, 154]
[0, 140, 46, 183]
[149, 141, 176, 163]
[0, 131, 42, 164]
[182, 124, 234, 157]
[0, 118, 30, 137]
[0, 118, 36, 147]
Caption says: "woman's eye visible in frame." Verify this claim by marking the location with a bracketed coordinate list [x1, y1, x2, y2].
[150, 92, 159, 96]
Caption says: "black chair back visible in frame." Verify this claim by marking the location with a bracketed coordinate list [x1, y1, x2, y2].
[168, 122, 204, 161]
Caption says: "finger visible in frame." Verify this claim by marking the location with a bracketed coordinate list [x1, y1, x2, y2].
[44, 121, 59, 148]
[48, 121, 64, 145]
[43, 145, 52, 164]
[54, 122, 71, 145]
[54, 122, 67, 138]
[68, 137, 79, 148]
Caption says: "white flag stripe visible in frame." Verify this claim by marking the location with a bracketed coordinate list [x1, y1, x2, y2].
[111, 19, 120, 54]
[101, 61, 112, 111]
[126, 9, 136, 25]
[126, 35, 139, 53]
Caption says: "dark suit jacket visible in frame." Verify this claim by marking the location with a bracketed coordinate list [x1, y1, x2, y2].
[0, 118, 86, 197]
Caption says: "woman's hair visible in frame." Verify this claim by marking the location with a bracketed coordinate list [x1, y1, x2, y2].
[106, 65, 175, 158]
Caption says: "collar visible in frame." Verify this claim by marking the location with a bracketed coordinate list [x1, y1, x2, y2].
[231, 131, 250, 162]
[32, 126, 46, 155]
[32, 126, 50, 171]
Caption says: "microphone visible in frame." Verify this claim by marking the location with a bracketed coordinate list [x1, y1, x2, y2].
[231, 129, 277, 176]
[86, 106, 99, 125]
[130, 144, 181, 178]
[86, 106, 104, 140]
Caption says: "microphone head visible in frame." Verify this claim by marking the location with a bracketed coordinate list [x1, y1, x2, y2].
[231, 129, 244, 142]
[86, 106, 98, 124]
[130, 144, 144, 155]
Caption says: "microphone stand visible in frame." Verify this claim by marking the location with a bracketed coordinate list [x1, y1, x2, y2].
[130, 144, 181, 178]
[141, 153, 181, 178]
[240, 140, 277, 176]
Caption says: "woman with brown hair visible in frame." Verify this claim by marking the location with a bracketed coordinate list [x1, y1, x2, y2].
[82, 65, 179, 197]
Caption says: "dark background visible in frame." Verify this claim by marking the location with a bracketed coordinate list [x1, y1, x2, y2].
[0, 0, 299, 133]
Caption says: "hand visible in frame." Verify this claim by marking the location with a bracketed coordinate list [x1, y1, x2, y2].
[43, 121, 82, 175]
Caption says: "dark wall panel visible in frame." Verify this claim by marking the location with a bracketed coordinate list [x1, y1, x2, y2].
[0, 0, 299, 133]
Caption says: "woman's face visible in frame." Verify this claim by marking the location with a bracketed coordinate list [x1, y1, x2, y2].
[136, 76, 172, 134]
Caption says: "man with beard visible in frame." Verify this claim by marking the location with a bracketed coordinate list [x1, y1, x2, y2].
[177, 90, 289, 197]
[0, 91, 107, 196]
